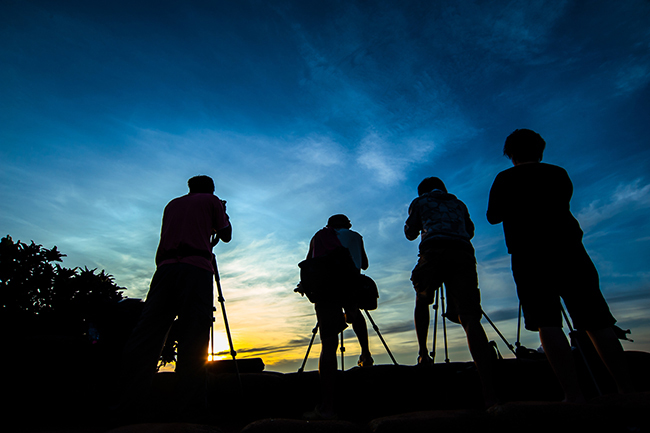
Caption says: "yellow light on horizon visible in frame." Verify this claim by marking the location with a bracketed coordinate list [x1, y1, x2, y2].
[209, 330, 231, 361]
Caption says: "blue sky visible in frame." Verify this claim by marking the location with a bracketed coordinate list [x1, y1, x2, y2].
[1, 0, 649, 372]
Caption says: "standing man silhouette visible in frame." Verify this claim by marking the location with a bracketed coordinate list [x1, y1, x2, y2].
[406, 177, 498, 407]
[120, 175, 231, 420]
[487, 129, 632, 402]
[304, 214, 372, 420]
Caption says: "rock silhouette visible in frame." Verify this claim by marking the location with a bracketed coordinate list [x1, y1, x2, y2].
[4, 334, 650, 433]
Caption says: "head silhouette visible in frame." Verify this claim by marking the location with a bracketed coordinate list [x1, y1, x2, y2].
[503, 129, 546, 163]
[188, 175, 215, 193]
[327, 214, 352, 229]
[418, 177, 447, 196]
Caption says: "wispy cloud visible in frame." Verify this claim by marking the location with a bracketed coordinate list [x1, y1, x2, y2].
[294, 135, 346, 167]
[576, 179, 650, 231]
[357, 133, 407, 186]
[2, 0, 649, 371]
[616, 59, 650, 95]
[477, 2, 568, 62]
[356, 132, 445, 187]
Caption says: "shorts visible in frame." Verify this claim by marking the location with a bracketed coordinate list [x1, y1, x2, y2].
[314, 301, 349, 339]
[410, 245, 482, 324]
[511, 244, 616, 331]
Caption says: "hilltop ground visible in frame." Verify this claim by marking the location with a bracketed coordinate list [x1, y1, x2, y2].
[4, 335, 650, 433]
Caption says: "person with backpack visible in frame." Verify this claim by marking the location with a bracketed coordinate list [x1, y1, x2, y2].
[303, 214, 372, 419]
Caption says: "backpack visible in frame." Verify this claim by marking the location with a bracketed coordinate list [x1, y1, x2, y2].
[355, 274, 379, 311]
[297, 246, 358, 304]
[297, 247, 379, 310]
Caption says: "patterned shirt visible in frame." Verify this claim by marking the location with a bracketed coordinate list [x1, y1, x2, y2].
[405, 190, 474, 251]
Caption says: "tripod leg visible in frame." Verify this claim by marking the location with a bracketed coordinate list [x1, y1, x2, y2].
[213, 255, 243, 394]
[482, 309, 516, 356]
[441, 285, 449, 363]
[298, 322, 319, 374]
[364, 310, 398, 365]
[431, 288, 439, 363]
[211, 306, 216, 361]
[561, 304, 602, 396]
[516, 302, 523, 353]
[340, 331, 345, 371]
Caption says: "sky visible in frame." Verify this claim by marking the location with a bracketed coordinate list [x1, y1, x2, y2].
[1, 0, 649, 373]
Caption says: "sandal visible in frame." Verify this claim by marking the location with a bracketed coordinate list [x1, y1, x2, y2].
[358, 354, 374, 367]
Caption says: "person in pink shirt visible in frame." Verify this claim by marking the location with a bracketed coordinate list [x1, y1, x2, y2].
[119, 175, 231, 421]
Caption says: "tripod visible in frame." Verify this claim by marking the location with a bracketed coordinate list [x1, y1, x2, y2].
[364, 310, 399, 365]
[430, 284, 516, 363]
[513, 300, 605, 396]
[298, 309, 398, 373]
[560, 304, 602, 396]
[210, 253, 243, 393]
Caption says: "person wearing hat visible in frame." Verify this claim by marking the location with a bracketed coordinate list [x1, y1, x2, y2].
[304, 214, 372, 419]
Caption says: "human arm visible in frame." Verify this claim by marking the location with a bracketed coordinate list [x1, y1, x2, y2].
[404, 200, 422, 241]
[560, 167, 574, 204]
[215, 223, 232, 243]
[464, 206, 475, 239]
[486, 174, 505, 225]
[211, 198, 232, 245]
[360, 238, 369, 270]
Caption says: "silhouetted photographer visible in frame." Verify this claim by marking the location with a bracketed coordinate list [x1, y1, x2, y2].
[118, 175, 232, 421]
[405, 177, 499, 408]
[299, 214, 373, 420]
[487, 129, 632, 402]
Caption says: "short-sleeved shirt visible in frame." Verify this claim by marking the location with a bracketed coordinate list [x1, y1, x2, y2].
[307, 227, 367, 338]
[405, 190, 475, 252]
[308, 227, 366, 270]
[405, 190, 481, 322]
[487, 163, 616, 331]
[486, 163, 583, 254]
[155, 193, 230, 273]
[331, 228, 365, 270]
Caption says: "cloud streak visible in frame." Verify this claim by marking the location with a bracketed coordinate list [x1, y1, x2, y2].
[577, 179, 650, 232]
[1, 0, 649, 371]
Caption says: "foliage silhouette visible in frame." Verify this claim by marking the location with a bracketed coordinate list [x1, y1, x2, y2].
[0, 235, 126, 336]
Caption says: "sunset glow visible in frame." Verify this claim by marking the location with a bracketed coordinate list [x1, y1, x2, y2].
[2, 1, 648, 373]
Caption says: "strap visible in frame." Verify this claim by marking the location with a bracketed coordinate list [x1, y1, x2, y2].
[157, 243, 212, 262]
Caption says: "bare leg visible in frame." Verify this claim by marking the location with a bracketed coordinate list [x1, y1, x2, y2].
[318, 335, 339, 415]
[586, 326, 634, 394]
[459, 315, 499, 407]
[539, 326, 586, 403]
[351, 310, 372, 360]
[414, 295, 431, 361]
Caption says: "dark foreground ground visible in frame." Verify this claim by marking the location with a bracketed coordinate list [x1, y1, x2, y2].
[4, 339, 650, 433]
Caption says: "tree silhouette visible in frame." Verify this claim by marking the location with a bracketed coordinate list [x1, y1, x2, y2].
[1, 235, 183, 373]
[0, 235, 126, 336]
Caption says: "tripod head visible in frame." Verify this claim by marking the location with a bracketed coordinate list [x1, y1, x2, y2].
[294, 283, 307, 297]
